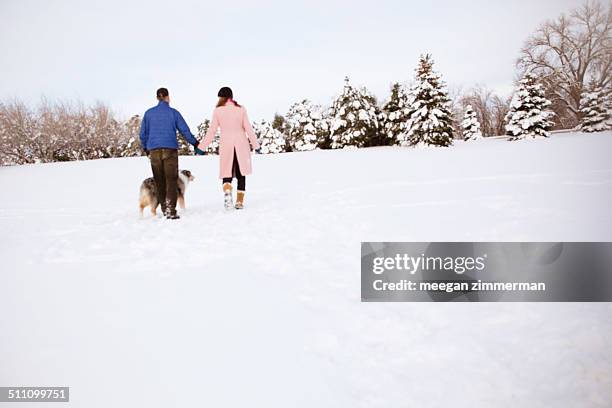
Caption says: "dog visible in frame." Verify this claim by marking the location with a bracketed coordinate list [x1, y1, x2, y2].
[139, 170, 195, 216]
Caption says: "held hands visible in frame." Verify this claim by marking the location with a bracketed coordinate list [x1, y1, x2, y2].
[194, 140, 207, 156]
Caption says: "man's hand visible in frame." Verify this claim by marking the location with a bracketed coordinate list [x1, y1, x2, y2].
[193, 141, 206, 156]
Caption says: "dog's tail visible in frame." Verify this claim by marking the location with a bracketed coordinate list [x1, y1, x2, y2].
[138, 182, 150, 215]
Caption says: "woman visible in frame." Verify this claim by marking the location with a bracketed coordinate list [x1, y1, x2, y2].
[200, 87, 260, 210]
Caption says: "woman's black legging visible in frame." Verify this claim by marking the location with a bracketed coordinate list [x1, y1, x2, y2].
[222, 149, 246, 191]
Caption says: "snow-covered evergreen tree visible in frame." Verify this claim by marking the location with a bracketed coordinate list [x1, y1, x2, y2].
[461, 105, 483, 141]
[505, 72, 554, 140]
[381, 82, 411, 145]
[579, 86, 611, 132]
[316, 109, 333, 150]
[285, 99, 328, 152]
[254, 120, 285, 154]
[269, 113, 291, 152]
[177, 133, 191, 155]
[328, 77, 380, 149]
[605, 87, 612, 129]
[401, 54, 454, 147]
[197, 119, 219, 154]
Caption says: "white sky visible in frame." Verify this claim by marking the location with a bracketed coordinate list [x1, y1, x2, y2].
[0, 0, 584, 127]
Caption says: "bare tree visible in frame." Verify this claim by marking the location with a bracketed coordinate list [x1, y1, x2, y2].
[459, 85, 495, 136]
[490, 95, 511, 137]
[455, 85, 512, 137]
[518, 1, 612, 127]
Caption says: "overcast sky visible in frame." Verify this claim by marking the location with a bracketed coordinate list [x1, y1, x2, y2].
[0, 0, 585, 126]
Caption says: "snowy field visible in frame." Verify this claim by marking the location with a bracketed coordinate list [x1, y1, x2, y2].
[1, 131, 611, 407]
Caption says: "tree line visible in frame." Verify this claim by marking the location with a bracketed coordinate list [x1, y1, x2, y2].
[1, 1, 609, 165]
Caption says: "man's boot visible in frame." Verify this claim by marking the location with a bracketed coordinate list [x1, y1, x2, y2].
[223, 182, 233, 210]
[235, 191, 245, 210]
[164, 198, 180, 220]
[165, 207, 180, 219]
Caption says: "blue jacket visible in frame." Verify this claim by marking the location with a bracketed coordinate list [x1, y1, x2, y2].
[139, 101, 198, 151]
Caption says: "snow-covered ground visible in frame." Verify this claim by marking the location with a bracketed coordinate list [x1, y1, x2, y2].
[1, 131, 611, 407]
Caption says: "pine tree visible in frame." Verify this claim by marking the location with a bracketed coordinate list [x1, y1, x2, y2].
[197, 119, 219, 154]
[381, 82, 411, 145]
[505, 72, 554, 140]
[401, 54, 454, 147]
[580, 85, 611, 132]
[285, 99, 328, 152]
[329, 77, 380, 149]
[316, 109, 333, 150]
[461, 105, 483, 141]
[254, 120, 284, 154]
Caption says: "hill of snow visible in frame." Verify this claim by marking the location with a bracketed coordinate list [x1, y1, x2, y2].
[1, 132, 611, 407]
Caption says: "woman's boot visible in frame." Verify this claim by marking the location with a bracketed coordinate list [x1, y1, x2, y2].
[235, 191, 245, 209]
[223, 182, 233, 210]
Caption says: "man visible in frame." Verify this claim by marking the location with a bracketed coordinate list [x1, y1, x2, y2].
[139, 88, 204, 219]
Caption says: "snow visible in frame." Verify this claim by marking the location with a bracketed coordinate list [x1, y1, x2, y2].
[1, 131, 612, 407]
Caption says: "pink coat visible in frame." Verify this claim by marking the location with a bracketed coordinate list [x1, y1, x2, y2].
[201, 104, 260, 179]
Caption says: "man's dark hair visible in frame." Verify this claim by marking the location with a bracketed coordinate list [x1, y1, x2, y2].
[156, 88, 169, 100]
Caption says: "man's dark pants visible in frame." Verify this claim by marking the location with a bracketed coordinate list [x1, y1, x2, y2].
[149, 148, 178, 216]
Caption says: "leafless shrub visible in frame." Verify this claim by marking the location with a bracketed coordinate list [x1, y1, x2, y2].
[0, 98, 142, 166]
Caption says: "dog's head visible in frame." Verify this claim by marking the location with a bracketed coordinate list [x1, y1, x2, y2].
[180, 169, 195, 182]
